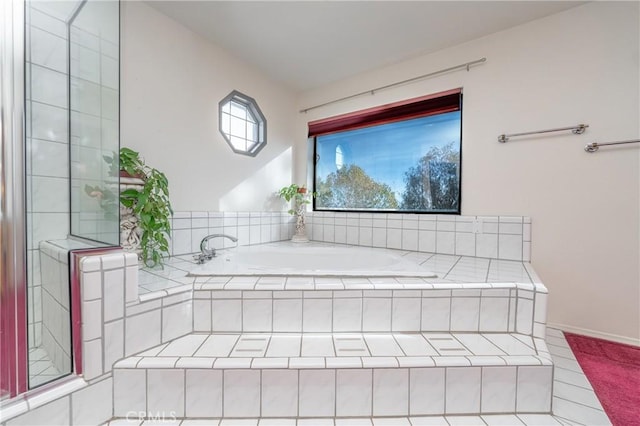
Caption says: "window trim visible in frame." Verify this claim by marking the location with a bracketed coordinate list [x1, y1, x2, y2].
[218, 90, 267, 157]
[310, 90, 463, 215]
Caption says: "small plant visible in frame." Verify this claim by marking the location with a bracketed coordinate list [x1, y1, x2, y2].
[118, 147, 173, 267]
[278, 184, 314, 216]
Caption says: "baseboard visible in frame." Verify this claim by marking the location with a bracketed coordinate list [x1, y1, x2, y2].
[548, 322, 640, 347]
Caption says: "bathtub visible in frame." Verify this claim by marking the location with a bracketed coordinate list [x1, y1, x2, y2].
[188, 242, 437, 278]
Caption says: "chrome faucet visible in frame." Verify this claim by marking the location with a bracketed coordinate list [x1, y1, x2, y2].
[194, 234, 238, 264]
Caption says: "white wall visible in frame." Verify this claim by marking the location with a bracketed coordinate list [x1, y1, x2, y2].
[121, 2, 298, 212]
[296, 2, 640, 344]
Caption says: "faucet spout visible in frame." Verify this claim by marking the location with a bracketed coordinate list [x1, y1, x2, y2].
[197, 234, 238, 263]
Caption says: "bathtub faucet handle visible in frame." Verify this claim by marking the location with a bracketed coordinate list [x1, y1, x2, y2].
[197, 234, 239, 263]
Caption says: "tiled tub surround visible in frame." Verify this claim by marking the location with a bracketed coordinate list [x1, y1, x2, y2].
[113, 277, 552, 419]
[167, 212, 531, 262]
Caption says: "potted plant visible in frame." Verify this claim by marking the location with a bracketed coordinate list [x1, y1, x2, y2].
[278, 183, 315, 242]
[117, 147, 173, 267]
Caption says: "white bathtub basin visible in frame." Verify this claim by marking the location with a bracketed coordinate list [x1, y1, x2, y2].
[188, 242, 437, 278]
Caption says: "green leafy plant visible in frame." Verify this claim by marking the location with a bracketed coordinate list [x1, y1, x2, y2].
[118, 147, 173, 267]
[278, 184, 315, 215]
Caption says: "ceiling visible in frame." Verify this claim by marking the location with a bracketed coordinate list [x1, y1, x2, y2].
[147, 1, 585, 92]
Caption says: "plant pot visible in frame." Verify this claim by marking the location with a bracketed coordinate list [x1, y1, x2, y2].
[297, 187, 307, 194]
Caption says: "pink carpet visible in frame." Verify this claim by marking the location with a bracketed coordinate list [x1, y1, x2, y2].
[564, 332, 640, 426]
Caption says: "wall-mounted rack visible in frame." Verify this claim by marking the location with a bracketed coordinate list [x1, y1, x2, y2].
[498, 124, 588, 143]
[585, 139, 640, 153]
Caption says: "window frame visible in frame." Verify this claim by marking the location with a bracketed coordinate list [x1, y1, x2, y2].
[310, 89, 463, 215]
[218, 90, 267, 157]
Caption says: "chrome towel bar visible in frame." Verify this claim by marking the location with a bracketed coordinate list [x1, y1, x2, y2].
[585, 139, 640, 153]
[498, 124, 588, 143]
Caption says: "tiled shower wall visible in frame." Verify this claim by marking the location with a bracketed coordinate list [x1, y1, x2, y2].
[170, 211, 531, 262]
[39, 242, 72, 373]
[25, 1, 77, 348]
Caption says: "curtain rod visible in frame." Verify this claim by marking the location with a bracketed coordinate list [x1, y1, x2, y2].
[299, 57, 486, 114]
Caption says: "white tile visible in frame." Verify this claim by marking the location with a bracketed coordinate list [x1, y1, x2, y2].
[336, 419, 373, 426]
[395, 334, 438, 356]
[194, 299, 212, 332]
[104, 319, 124, 370]
[516, 297, 534, 335]
[299, 369, 336, 417]
[498, 234, 523, 261]
[453, 334, 505, 356]
[104, 269, 125, 322]
[333, 298, 362, 332]
[551, 397, 611, 426]
[243, 299, 272, 332]
[258, 420, 295, 426]
[436, 231, 455, 255]
[336, 369, 372, 416]
[231, 335, 270, 357]
[6, 396, 69, 426]
[445, 367, 481, 414]
[212, 299, 242, 332]
[484, 334, 535, 356]
[392, 297, 421, 331]
[410, 368, 445, 415]
[372, 418, 411, 426]
[516, 366, 552, 412]
[363, 297, 391, 331]
[387, 228, 402, 249]
[421, 298, 450, 331]
[553, 381, 604, 410]
[481, 366, 516, 413]
[162, 301, 192, 342]
[418, 230, 436, 252]
[373, 368, 409, 416]
[266, 334, 301, 357]
[83, 299, 102, 340]
[445, 417, 486, 426]
[516, 414, 562, 425]
[408, 417, 448, 425]
[475, 234, 498, 259]
[125, 310, 161, 356]
[455, 233, 475, 257]
[31, 176, 68, 212]
[261, 369, 298, 417]
[185, 369, 222, 417]
[450, 297, 480, 331]
[482, 415, 524, 425]
[113, 369, 146, 416]
[72, 377, 112, 426]
[365, 334, 403, 356]
[195, 334, 239, 357]
[303, 299, 332, 332]
[479, 297, 510, 332]
[147, 369, 185, 417]
[372, 227, 386, 248]
[301, 335, 335, 356]
[160, 334, 208, 357]
[273, 299, 302, 332]
[83, 335, 103, 380]
[224, 370, 261, 417]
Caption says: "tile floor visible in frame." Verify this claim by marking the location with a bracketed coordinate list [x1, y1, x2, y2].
[106, 328, 612, 425]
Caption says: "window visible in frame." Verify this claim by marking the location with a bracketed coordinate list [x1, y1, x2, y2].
[219, 90, 266, 156]
[310, 89, 462, 213]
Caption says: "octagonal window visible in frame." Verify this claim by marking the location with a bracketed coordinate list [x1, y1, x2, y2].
[219, 90, 267, 156]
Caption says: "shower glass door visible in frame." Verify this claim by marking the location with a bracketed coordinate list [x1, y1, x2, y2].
[69, 0, 120, 245]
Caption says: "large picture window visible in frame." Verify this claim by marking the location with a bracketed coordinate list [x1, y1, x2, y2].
[310, 89, 462, 213]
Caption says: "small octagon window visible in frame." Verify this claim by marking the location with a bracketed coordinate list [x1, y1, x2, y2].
[219, 90, 267, 156]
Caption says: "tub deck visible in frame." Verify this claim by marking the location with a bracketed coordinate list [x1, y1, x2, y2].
[138, 242, 540, 297]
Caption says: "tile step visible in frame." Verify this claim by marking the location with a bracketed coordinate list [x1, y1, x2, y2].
[112, 332, 553, 418]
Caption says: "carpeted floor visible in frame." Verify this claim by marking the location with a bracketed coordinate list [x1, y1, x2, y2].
[564, 332, 640, 426]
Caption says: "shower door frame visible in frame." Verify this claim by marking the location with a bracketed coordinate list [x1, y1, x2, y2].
[0, 0, 28, 399]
